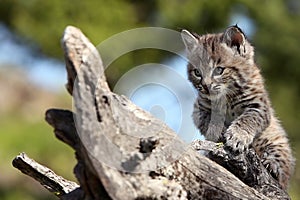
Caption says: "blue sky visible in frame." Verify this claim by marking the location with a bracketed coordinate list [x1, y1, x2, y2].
[0, 24, 66, 92]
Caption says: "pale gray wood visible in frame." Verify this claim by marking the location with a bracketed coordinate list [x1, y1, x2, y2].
[12, 152, 80, 198]
[12, 25, 291, 200]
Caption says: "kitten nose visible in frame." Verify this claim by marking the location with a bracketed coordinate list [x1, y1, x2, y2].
[203, 84, 215, 94]
[203, 77, 212, 86]
[202, 84, 211, 94]
[202, 83, 212, 94]
[203, 79, 212, 86]
[202, 78, 212, 94]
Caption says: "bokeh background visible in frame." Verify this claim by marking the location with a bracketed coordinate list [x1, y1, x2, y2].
[0, 0, 299, 199]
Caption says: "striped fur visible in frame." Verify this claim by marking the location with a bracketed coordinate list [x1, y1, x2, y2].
[181, 26, 295, 190]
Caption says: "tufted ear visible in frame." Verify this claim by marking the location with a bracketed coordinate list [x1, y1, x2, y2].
[222, 25, 246, 54]
[181, 29, 199, 52]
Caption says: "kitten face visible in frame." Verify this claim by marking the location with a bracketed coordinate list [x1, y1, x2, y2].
[182, 26, 255, 100]
[187, 59, 228, 100]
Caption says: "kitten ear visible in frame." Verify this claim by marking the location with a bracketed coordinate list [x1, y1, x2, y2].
[222, 25, 246, 53]
[181, 29, 199, 52]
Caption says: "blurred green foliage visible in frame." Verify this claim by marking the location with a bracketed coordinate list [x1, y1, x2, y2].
[0, 0, 299, 199]
[0, 113, 76, 200]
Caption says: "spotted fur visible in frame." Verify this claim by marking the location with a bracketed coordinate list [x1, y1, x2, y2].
[181, 25, 295, 190]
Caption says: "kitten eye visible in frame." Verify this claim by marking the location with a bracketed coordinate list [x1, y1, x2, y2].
[193, 69, 202, 78]
[213, 66, 225, 76]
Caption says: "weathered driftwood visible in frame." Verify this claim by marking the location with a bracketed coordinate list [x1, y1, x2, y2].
[12, 26, 290, 200]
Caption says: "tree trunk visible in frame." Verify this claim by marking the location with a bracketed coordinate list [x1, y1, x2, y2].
[12, 26, 290, 200]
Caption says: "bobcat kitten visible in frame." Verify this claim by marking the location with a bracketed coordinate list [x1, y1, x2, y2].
[181, 25, 295, 190]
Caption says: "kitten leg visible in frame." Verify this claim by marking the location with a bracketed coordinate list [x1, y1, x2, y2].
[224, 107, 270, 152]
[261, 147, 290, 190]
[253, 123, 295, 190]
[192, 108, 211, 138]
[193, 104, 227, 142]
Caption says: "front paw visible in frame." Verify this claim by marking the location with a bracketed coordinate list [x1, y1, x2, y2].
[224, 128, 254, 153]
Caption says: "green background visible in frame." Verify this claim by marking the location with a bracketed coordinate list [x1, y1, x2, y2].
[0, 0, 299, 199]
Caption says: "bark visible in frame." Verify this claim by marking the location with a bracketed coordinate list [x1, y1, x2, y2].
[12, 26, 290, 200]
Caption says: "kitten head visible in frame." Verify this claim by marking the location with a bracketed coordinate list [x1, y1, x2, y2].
[181, 25, 255, 100]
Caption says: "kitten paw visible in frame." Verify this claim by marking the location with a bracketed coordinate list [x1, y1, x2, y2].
[261, 152, 283, 181]
[224, 129, 253, 153]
